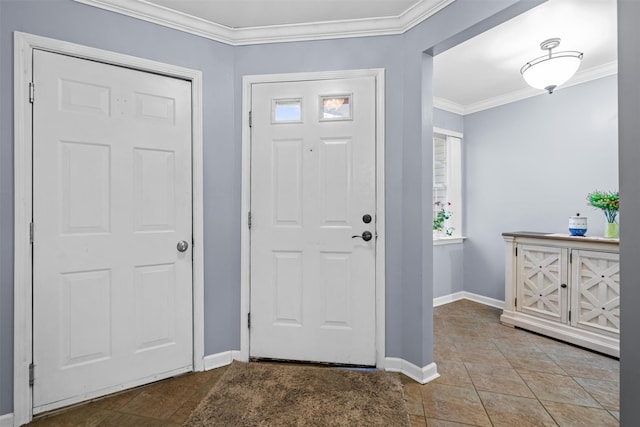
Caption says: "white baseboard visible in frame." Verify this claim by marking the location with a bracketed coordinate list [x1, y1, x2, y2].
[433, 291, 504, 310]
[202, 350, 242, 371]
[0, 413, 13, 427]
[385, 358, 440, 384]
[433, 291, 465, 307]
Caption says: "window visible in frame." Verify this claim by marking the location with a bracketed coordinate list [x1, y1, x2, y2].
[433, 128, 462, 241]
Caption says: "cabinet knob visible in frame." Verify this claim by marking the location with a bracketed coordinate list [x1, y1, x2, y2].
[561, 284, 567, 289]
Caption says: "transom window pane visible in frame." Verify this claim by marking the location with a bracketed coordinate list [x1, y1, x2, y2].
[320, 95, 351, 121]
[273, 99, 302, 123]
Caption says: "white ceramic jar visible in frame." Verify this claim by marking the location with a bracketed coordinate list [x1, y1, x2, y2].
[569, 214, 587, 236]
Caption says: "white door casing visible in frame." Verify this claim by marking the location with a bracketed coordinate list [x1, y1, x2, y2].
[32, 49, 194, 412]
[248, 75, 380, 365]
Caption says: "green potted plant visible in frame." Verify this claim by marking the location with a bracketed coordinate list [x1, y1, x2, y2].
[587, 190, 619, 238]
[433, 201, 453, 237]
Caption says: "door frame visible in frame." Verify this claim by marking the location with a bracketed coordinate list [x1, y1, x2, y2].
[239, 69, 386, 367]
[13, 32, 205, 425]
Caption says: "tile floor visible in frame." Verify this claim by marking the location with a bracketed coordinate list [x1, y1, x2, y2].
[26, 299, 619, 426]
[405, 299, 619, 427]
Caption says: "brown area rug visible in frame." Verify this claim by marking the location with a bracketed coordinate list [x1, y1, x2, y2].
[184, 361, 410, 426]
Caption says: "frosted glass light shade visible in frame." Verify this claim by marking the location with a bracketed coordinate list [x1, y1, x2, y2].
[521, 52, 583, 93]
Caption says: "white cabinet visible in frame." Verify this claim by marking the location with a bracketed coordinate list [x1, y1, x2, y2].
[501, 232, 619, 357]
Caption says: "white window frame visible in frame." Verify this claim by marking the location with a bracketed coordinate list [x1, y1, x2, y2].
[433, 127, 463, 244]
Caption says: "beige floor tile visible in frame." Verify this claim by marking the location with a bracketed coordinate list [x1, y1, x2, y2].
[542, 401, 619, 427]
[96, 412, 179, 427]
[433, 346, 463, 363]
[118, 388, 192, 420]
[433, 360, 474, 388]
[455, 347, 512, 368]
[518, 370, 601, 408]
[609, 410, 620, 420]
[465, 362, 535, 398]
[478, 391, 557, 427]
[30, 407, 112, 427]
[420, 383, 491, 427]
[167, 399, 201, 424]
[549, 353, 619, 382]
[574, 376, 619, 410]
[427, 419, 483, 426]
[450, 336, 501, 353]
[404, 382, 426, 416]
[500, 349, 568, 376]
[491, 337, 541, 352]
[89, 389, 140, 411]
[410, 414, 427, 427]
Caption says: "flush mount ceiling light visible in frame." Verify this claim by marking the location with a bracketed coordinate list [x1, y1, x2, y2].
[520, 38, 583, 94]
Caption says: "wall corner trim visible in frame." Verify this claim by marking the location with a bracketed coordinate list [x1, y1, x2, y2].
[385, 358, 439, 384]
[0, 413, 14, 427]
[202, 351, 243, 371]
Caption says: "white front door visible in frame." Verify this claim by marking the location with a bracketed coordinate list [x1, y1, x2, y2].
[249, 77, 377, 365]
[32, 50, 193, 412]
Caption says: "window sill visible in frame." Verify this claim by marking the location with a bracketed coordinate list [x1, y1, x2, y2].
[433, 236, 466, 246]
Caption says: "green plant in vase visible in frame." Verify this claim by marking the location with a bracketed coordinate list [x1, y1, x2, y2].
[433, 201, 454, 237]
[587, 190, 619, 238]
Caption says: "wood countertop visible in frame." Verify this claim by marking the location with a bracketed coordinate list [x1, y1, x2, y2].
[502, 231, 619, 245]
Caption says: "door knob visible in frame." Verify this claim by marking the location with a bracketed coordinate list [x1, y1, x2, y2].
[177, 240, 189, 252]
[362, 214, 372, 224]
[352, 231, 373, 242]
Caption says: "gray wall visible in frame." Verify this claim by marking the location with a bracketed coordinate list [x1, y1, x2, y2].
[462, 75, 618, 300]
[433, 243, 465, 298]
[434, 107, 464, 133]
[618, 0, 640, 424]
[0, 0, 536, 417]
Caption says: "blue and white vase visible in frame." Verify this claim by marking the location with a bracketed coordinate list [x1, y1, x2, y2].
[569, 214, 587, 236]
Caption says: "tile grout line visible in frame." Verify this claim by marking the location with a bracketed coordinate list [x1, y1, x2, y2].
[490, 337, 559, 427]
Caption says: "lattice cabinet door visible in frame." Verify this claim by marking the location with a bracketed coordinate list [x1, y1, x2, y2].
[570, 250, 620, 337]
[516, 245, 569, 323]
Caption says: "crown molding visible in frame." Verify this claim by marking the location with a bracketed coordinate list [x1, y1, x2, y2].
[436, 61, 618, 116]
[433, 97, 465, 115]
[73, 0, 455, 46]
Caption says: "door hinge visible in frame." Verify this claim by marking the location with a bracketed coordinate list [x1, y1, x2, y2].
[29, 222, 34, 244]
[569, 310, 572, 322]
[515, 247, 518, 256]
[249, 111, 252, 128]
[248, 211, 252, 229]
[247, 312, 251, 329]
[569, 252, 573, 264]
[515, 297, 517, 308]
[29, 82, 34, 103]
[29, 363, 35, 386]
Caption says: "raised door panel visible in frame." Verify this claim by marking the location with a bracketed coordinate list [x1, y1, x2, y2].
[517, 245, 568, 322]
[133, 148, 176, 232]
[571, 250, 620, 337]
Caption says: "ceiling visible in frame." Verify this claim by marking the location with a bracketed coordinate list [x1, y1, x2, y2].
[78, 0, 618, 114]
[145, 0, 421, 28]
[76, 0, 453, 44]
[433, 0, 618, 114]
